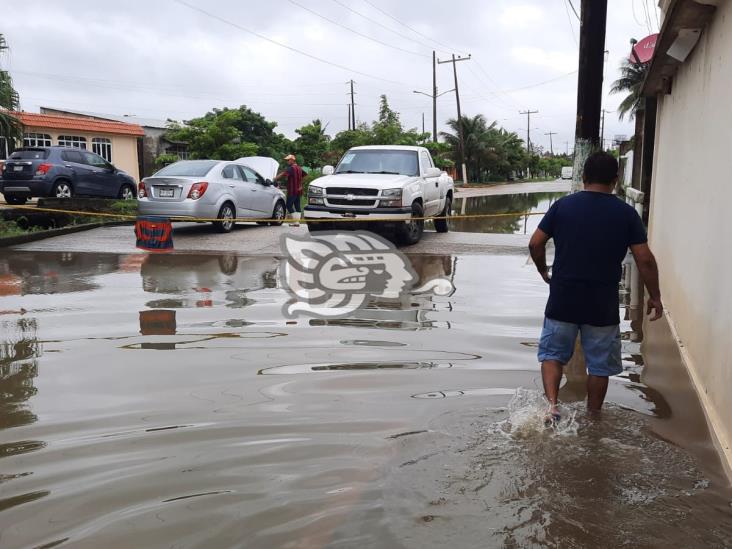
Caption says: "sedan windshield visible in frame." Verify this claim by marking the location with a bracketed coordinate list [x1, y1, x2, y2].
[154, 160, 218, 177]
[335, 150, 418, 177]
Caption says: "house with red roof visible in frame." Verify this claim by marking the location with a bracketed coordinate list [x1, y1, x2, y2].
[6, 111, 145, 181]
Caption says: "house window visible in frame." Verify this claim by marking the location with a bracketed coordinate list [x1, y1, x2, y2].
[166, 143, 189, 160]
[92, 137, 112, 162]
[58, 135, 87, 149]
[23, 133, 52, 148]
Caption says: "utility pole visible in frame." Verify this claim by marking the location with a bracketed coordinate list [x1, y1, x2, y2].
[432, 51, 437, 142]
[438, 53, 471, 185]
[565, 141, 570, 156]
[572, 0, 609, 192]
[422, 112, 425, 136]
[519, 109, 539, 153]
[600, 109, 613, 148]
[544, 131, 557, 155]
[347, 104, 352, 131]
[348, 80, 356, 131]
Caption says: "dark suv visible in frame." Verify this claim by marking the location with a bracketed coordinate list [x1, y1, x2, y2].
[0, 146, 137, 205]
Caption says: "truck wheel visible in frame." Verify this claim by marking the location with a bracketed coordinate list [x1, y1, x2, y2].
[307, 221, 332, 232]
[397, 202, 424, 246]
[434, 196, 452, 233]
[213, 202, 236, 233]
[269, 201, 286, 226]
[4, 195, 27, 205]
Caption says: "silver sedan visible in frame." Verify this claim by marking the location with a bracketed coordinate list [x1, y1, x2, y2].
[137, 157, 286, 232]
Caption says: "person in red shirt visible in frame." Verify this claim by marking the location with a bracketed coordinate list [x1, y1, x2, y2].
[276, 154, 304, 227]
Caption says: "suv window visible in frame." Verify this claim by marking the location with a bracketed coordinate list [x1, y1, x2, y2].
[82, 151, 109, 168]
[10, 149, 50, 160]
[61, 150, 85, 163]
[420, 151, 433, 174]
[222, 164, 244, 180]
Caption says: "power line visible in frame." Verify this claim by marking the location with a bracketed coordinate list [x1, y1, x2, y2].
[330, 0, 438, 55]
[562, 0, 579, 45]
[172, 0, 406, 85]
[499, 71, 578, 94]
[287, 0, 428, 58]
[567, 0, 580, 19]
[359, 0, 466, 56]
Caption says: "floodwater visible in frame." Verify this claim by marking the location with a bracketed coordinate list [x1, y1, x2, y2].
[1, 246, 732, 548]
[449, 192, 565, 234]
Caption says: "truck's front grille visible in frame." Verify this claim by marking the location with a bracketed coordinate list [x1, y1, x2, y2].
[326, 187, 379, 196]
[327, 198, 378, 207]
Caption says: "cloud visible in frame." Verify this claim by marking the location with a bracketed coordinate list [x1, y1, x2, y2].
[499, 5, 544, 28]
[511, 47, 578, 73]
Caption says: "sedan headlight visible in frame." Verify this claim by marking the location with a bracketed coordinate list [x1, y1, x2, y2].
[309, 185, 324, 196]
[380, 188, 402, 207]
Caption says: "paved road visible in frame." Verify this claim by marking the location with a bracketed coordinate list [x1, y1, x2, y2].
[455, 179, 570, 198]
[12, 222, 533, 256]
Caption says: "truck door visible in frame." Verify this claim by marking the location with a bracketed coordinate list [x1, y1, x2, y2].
[421, 151, 441, 215]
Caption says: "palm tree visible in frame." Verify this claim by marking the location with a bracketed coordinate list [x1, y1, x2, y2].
[0, 33, 23, 149]
[610, 59, 649, 121]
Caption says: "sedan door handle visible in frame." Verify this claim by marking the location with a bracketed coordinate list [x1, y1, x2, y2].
[435, 182, 439, 187]
[229, 184, 235, 188]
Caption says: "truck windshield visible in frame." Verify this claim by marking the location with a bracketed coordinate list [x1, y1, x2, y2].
[335, 150, 419, 177]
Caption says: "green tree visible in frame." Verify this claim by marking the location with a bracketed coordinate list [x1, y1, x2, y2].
[0, 34, 22, 148]
[165, 106, 289, 160]
[371, 95, 427, 145]
[610, 59, 649, 121]
[293, 119, 330, 167]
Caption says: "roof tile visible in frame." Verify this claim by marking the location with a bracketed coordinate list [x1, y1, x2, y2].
[11, 111, 145, 137]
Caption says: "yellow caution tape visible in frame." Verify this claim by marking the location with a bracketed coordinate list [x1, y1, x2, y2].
[6, 203, 547, 224]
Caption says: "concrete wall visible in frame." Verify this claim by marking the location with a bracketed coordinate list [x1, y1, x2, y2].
[24, 128, 140, 183]
[647, 0, 732, 471]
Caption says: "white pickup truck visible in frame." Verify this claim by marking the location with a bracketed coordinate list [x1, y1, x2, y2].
[303, 145, 454, 245]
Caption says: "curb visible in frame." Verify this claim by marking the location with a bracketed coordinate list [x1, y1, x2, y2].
[0, 221, 132, 248]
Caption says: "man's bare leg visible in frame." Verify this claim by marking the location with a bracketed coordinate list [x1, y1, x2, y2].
[541, 360, 563, 416]
[587, 375, 609, 414]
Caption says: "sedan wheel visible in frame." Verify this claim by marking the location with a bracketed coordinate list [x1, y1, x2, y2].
[270, 201, 286, 226]
[213, 203, 235, 233]
[53, 181, 73, 199]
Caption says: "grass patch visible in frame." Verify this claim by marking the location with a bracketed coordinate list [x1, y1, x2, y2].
[0, 218, 43, 238]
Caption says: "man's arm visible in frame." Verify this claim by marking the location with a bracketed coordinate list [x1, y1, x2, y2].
[630, 242, 663, 321]
[529, 228, 551, 284]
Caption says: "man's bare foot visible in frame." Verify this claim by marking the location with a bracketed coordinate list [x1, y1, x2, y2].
[544, 404, 561, 427]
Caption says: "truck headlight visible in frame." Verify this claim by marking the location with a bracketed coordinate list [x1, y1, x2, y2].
[380, 188, 402, 207]
[309, 197, 325, 205]
[309, 185, 324, 196]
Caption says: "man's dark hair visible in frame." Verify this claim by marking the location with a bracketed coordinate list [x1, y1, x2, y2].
[583, 152, 618, 185]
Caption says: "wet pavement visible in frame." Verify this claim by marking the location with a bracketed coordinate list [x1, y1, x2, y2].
[1, 244, 731, 548]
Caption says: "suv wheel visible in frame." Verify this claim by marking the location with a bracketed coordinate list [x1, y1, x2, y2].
[434, 196, 451, 233]
[119, 185, 136, 200]
[4, 195, 27, 206]
[213, 203, 235, 233]
[52, 181, 73, 199]
[397, 202, 424, 246]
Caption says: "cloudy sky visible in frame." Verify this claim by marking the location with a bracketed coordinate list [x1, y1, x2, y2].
[3, 0, 660, 152]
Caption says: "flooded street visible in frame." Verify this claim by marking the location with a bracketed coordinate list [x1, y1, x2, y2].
[1, 199, 732, 547]
[449, 193, 565, 234]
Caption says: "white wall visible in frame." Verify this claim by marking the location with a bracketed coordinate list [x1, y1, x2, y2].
[648, 0, 732, 470]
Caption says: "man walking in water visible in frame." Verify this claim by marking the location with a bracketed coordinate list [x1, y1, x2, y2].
[529, 152, 663, 422]
[276, 154, 304, 227]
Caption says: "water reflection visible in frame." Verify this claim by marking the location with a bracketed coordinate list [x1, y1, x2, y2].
[449, 192, 564, 234]
[308, 254, 456, 330]
[0, 318, 41, 429]
[0, 252, 121, 295]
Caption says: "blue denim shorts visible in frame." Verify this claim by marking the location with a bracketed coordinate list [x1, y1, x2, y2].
[537, 317, 622, 377]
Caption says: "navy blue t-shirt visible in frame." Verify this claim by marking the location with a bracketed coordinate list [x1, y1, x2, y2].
[538, 191, 648, 326]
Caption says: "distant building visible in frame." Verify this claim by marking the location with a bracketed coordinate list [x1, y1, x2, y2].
[10, 111, 144, 181]
[640, 0, 731, 475]
[40, 107, 188, 177]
